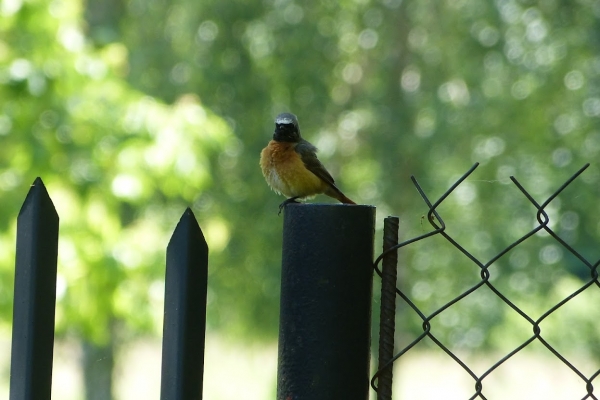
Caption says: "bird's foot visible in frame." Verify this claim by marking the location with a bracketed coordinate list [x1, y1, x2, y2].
[278, 197, 300, 215]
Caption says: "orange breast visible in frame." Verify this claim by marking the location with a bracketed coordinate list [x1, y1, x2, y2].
[260, 141, 326, 198]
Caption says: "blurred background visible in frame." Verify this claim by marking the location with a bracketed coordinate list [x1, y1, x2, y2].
[1, 0, 600, 398]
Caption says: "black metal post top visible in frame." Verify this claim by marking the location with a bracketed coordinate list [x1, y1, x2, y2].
[283, 202, 375, 210]
[281, 202, 376, 221]
[278, 201, 375, 400]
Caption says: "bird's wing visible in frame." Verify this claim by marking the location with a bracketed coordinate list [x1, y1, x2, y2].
[295, 140, 336, 186]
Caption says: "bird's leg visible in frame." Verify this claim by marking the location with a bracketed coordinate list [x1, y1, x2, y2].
[278, 197, 300, 215]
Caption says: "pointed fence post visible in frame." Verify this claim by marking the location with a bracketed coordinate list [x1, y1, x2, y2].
[277, 203, 376, 400]
[160, 208, 209, 400]
[10, 178, 59, 400]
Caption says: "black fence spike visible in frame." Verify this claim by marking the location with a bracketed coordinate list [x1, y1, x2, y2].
[160, 208, 208, 400]
[10, 178, 59, 400]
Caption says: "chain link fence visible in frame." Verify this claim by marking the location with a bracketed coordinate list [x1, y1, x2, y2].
[372, 163, 599, 400]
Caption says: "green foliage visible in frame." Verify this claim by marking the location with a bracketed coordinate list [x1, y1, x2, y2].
[1, 0, 599, 359]
[0, 0, 233, 344]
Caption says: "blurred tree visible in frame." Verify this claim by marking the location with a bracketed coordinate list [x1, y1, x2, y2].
[2, 0, 600, 397]
[0, 0, 233, 398]
[114, 0, 600, 363]
[115, 0, 600, 351]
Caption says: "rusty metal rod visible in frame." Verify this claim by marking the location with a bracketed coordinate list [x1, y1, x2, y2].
[377, 216, 399, 400]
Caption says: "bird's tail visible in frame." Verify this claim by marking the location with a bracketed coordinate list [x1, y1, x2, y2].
[326, 185, 356, 204]
[338, 194, 356, 204]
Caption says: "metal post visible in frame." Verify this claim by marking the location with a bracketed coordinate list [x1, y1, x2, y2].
[376, 216, 399, 400]
[160, 208, 208, 400]
[277, 203, 376, 400]
[10, 178, 59, 400]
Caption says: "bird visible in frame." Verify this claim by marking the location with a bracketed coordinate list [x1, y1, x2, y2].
[260, 112, 356, 214]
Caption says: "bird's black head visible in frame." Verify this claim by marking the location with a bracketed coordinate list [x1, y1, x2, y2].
[273, 113, 301, 143]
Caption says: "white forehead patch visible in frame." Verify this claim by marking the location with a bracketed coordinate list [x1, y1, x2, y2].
[276, 116, 294, 124]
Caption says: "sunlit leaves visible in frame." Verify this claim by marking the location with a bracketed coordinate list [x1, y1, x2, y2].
[2, 0, 600, 355]
[0, 0, 234, 344]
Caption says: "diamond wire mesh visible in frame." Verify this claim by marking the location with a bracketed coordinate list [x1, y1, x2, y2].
[372, 162, 600, 400]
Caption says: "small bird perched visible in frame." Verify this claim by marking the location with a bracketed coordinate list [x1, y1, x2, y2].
[260, 112, 356, 213]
